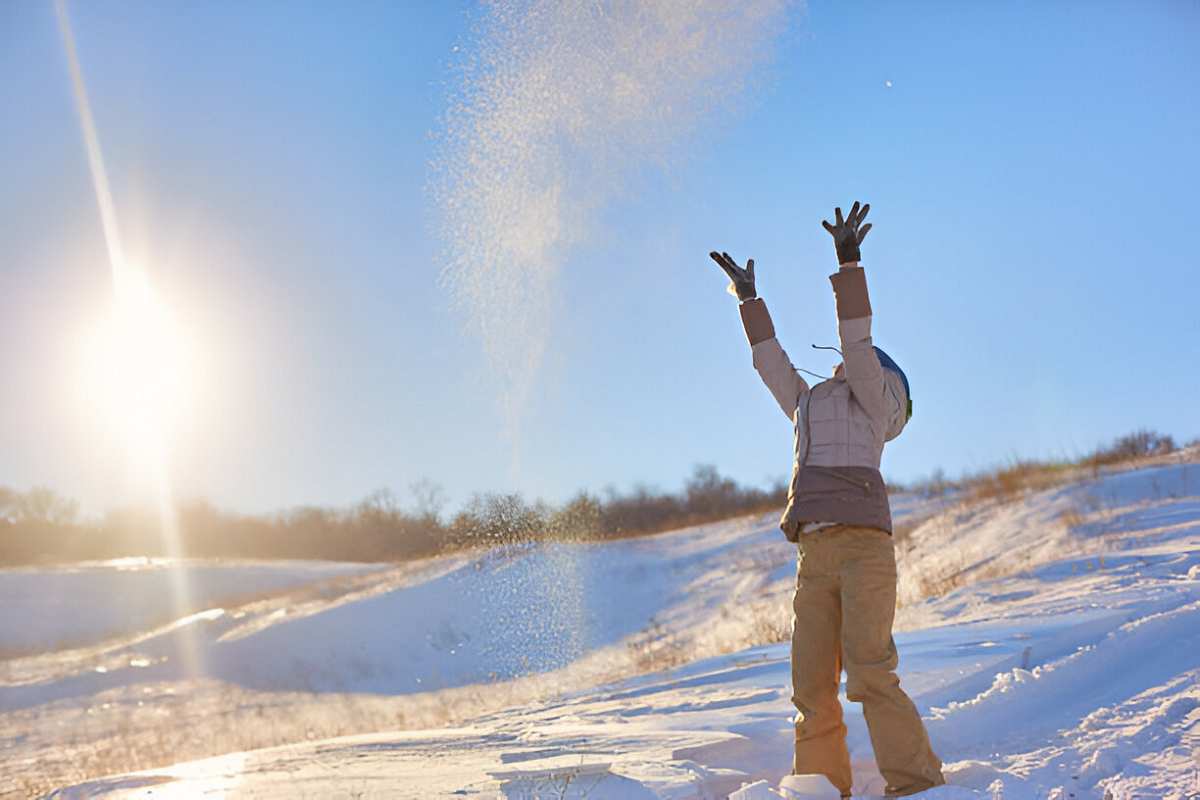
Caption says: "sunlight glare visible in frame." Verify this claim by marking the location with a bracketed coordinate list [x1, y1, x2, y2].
[57, 0, 203, 678]
[80, 270, 195, 476]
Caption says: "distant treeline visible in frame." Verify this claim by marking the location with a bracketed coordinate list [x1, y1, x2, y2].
[3, 429, 1192, 567]
[0, 465, 786, 566]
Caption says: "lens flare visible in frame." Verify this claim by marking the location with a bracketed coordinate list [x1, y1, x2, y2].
[56, 0, 201, 676]
[79, 272, 194, 476]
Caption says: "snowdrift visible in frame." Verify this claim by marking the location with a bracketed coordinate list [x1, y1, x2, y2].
[19, 460, 1200, 798]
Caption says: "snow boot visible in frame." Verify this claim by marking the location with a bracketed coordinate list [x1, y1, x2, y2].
[778, 773, 849, 799]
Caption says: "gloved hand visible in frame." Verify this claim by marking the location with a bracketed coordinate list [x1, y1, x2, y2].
[821, 201, 872, 266]
[709, 251, 756, 302]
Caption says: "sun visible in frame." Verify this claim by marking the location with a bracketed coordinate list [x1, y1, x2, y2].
[80, 269, 194, 476]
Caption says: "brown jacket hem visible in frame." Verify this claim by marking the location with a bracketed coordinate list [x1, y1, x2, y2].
[779, 465, 892, 542]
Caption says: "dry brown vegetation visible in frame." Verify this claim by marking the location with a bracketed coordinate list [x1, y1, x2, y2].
[898, 429, 1192, 506]
[0, 675, 604, 798]
[0, 589, 795, 799]
[3, 430, 1191, 569]
[0, 465, 786, 568]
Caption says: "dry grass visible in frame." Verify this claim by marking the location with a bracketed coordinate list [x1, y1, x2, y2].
[2, 585, 802, 799]
[1057, 506, 1087, 531]
[964, 459, 1079, 503]
[1, 683, 424, 798]
[903, 566, 971, 605]
[626, 617, 692, 673]
[745, 600, 793, 645]
[623, 597, 793, 677]
[901, 432, 1198, 508]
[5, 673, 593, 797]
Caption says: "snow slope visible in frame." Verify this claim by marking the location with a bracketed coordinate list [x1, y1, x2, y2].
[27, 460, 1200, 798]
[0, 558, 383, 657]
[6, 497, 898, 705]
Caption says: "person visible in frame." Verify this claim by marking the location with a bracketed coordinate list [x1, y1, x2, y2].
[708, 202, 945, 798]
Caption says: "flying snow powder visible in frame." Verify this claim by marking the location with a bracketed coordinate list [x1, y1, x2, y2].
[433, 0, 792, 675]
[435, 0, 791, 435]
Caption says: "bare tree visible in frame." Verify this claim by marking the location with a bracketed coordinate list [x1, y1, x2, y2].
[16, 487, 78, 525]
[409, 478, 447, 524]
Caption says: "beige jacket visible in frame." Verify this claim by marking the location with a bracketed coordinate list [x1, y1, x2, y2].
[739, 266, 909, 539]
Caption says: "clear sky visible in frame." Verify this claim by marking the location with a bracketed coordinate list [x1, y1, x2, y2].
[2, 1, 1198, 517]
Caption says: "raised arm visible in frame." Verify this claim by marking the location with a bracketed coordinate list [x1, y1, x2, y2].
[709, 251, 809, 419]
[830, 264, 889, 423]
[822, 202, 893, 425]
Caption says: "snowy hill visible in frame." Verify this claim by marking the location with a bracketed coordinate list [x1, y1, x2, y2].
[0, 559, 383, 658]
[11, 458, 1200, 798]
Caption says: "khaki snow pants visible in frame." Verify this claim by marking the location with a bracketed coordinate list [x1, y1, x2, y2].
[790, 525, 944, 797]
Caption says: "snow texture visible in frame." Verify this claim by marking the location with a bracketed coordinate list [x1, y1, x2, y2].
[0, 558, 381, 656]
[21, 461, 1200, 798]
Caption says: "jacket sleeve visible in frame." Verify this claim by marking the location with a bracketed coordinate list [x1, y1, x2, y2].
[738, 298, 809, 419]
[828, 266, 891, 424]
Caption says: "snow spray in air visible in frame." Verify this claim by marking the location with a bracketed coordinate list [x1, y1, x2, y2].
[436, 0, 791, 433]
[434, 0, 791, 677]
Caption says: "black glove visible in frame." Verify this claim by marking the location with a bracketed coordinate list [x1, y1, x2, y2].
[821, 201, 872, 265]
[709, 251, 756, 302]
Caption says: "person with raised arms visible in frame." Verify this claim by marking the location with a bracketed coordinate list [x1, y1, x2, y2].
[709, 202, 944, 798]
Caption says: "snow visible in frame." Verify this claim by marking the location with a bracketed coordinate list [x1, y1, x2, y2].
[18, 461, 1200, 798]
[0, 558, 383, 657]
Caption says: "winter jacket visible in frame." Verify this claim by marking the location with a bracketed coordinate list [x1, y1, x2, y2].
[739, 266, 909, 540]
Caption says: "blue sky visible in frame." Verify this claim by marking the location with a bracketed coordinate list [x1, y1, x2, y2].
[1, 1, 1197, 516]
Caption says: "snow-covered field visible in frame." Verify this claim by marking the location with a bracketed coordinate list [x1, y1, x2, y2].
[0, 559, 384, 657]
[7, 457, 1200, 798]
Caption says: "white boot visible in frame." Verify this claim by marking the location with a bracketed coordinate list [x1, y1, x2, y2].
[778, 773, 847, 799]
[728, 781, 777, 800]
